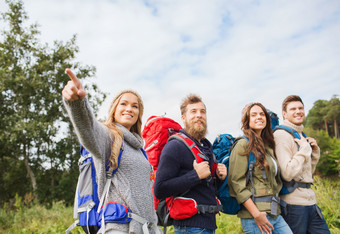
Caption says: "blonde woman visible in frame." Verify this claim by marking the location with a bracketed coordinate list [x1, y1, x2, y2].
[62, 69, 157, 234]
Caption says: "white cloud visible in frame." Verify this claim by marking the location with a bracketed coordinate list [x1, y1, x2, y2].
[4, 0, 340, 141]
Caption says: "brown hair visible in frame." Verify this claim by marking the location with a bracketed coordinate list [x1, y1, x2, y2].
[241, 102, 276, 168]
[104, 90, 144, 172]
[282, 95, 304, 112]
[180, 94, 205, 115]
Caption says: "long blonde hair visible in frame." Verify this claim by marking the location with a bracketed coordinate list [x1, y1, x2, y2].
[104, 90, 144, 171]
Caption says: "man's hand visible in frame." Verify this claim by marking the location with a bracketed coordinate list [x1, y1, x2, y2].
[306, 137, 318, 150]
[62, 68, 87, 101]
[294, 136, 318, 151]
[193, 160, 211, 179]
[216, 163, 227, 180]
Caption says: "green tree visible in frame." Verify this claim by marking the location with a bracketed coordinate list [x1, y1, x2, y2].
[0, 0, 106, 205]
[326, 95, 340, 139]
[306, 99, 329, 134]
[306, 95, 340, 139]
[304, 128, 340, 176]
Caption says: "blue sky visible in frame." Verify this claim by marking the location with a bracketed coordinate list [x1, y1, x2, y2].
[2, 0, 340, 141]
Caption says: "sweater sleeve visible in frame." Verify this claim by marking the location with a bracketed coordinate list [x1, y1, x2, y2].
[154, 140, 202, 199]
[311, 147, 320, 173]
[274, 130, 312, 181]
[63, 97, 112, 158]
[228, 139, 252, 204]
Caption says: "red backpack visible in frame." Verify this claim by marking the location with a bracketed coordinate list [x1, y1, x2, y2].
[142, 116, 221, 232]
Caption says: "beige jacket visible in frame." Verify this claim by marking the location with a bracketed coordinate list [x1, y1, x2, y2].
[274, 120, 320, 206]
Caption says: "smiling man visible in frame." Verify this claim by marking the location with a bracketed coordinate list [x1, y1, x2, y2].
[274, 95, 330, 234]
[154, 94, 227, 234]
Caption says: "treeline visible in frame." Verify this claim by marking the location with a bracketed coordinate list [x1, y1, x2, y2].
[306, 95, 340, 139]
[0, 0, 339, 210]
[305, 97, 340, 176]
[0, 0, 106, 207]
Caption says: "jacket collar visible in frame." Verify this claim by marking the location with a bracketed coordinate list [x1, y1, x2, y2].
[116, 123, 143, 149]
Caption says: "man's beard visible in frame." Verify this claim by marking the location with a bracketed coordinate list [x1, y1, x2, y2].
[185, 119, 207, 141]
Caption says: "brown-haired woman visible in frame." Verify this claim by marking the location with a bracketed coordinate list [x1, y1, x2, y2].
[228, 102, 292, 234]
[62, 69, 158, 234]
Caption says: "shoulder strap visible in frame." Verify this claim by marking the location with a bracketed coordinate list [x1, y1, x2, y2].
[169, 133, 208, 163]
[141, 148, 148, 160]
[274, 125, 308, 151]
[105, 145, 124, 176]
[240, 136, 258, 201]
[233, 136, 256, 168]
[108, 145, 148, 175]
[274, 125, 305, 139]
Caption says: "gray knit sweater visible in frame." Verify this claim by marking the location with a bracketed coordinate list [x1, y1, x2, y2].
[63, 97, 157, 233]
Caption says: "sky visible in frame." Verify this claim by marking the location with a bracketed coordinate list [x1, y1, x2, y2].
[1, 0, 340, 142]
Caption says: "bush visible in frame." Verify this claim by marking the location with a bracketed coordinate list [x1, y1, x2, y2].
[304, 128, 340, 176]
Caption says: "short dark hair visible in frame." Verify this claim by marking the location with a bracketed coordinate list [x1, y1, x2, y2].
[180, 94, 205, 115]
[282, 95, 304, 112]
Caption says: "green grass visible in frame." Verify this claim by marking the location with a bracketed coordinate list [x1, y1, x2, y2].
[0, 201, 82, 234]
[0, 176, 339, 233]
[312, 176, 340, 231]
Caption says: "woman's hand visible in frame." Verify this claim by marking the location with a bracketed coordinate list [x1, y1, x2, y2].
[253, 211, 274, 234]
[62, 68, 87, 101]
[243, 198, 274, 234]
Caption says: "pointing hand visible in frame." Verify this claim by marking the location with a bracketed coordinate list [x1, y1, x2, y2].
[62, 68, 87, 101]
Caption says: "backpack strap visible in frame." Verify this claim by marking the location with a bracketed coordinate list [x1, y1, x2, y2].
[240, 136, 257, 201]
[197, 204, 223, 214]
[274, 125, 307, 140]
[98, 146, 124, 233]
[127, 213, 161, 234]
[253, 196, 287, 216]
[274, 125, 308, 152]
[169, 133, 208, 162]
[65, 220, 79, 234]
[169, 132, 218, 179]
[234, 136, 264, 202]
[141, 148, 148, 159]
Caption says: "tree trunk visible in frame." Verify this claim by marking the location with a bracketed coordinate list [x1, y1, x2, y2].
[335, 119, 339, 139]
[23, 144, 37, 193]
[325, 119, 329, 136]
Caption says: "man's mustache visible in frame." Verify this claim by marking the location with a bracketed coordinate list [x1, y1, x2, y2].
[194, 119, 206, 124]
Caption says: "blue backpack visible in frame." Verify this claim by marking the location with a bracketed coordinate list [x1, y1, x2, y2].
[66, 145, 153, 234]
[274, 125, 310, 195]
[267, 109, 279, 130]
[213, 135, 256, 215]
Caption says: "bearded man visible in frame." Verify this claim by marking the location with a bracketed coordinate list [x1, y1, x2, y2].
[154, 94, 227, 234]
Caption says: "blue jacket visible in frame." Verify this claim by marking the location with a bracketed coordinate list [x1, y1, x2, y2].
[154, 130, 219, 230]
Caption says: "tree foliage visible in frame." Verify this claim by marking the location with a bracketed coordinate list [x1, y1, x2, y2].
[306, 95, 340, 139]
[305, 95, 340, 176]
[0, 0, 106, 206]
[304, 128, 340, 176]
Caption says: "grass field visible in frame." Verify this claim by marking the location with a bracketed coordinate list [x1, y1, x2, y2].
[0, 176, 338, 233]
